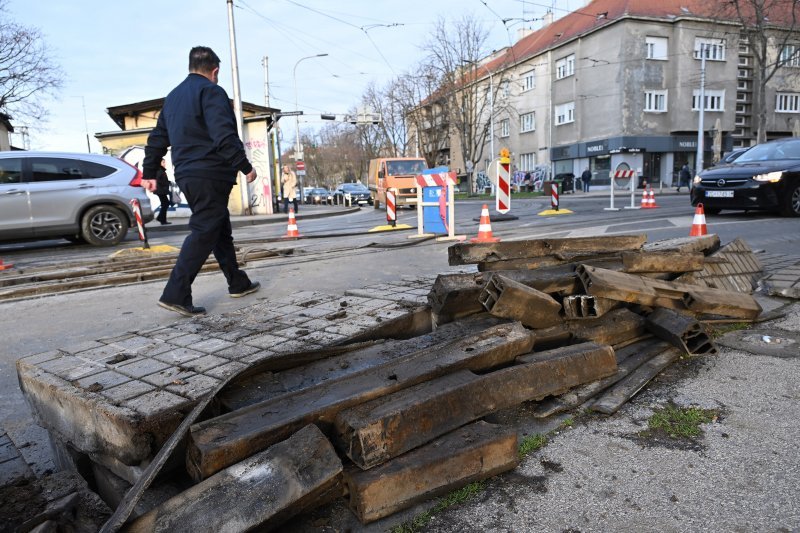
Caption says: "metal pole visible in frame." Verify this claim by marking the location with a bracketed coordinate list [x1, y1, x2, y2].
[226, 0, 248, 215]
[293, 54, 328, 204]
[262, 56, 270, 107]
[696, 44, 707, 178]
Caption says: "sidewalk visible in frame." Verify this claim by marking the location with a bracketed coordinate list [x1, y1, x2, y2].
[145, 204, 360, 233]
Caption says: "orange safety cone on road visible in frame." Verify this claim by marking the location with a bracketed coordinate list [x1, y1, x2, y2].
[470, 204, 500, 243]
[284, 208, 301, 238]
[690, 203, 708, 236]
[648, 186, 660, 208]
[640, 188, 651, 208]
[0, 258, 13, 271]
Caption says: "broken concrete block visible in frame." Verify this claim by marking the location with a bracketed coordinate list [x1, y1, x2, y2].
[562, 295, 619, 319]
[126, 424, 343, 533]
[343, 421, 517, 524]
[643, 234, 721, 255]
[645, 308, 718, 355]
[479, 274, 563, 328]
[675, 238, 763, 293]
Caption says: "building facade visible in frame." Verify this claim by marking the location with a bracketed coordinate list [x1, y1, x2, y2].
[420, 0, 800, 190]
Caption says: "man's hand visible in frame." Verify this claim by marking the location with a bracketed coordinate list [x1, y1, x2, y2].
[245, 168, 257, 183]
[141, 179, 157, 192]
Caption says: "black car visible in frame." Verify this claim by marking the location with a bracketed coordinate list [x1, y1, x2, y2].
[333, 183, 372, 206]
[304, 187, 330, 205]
[691, 138, 800, 216]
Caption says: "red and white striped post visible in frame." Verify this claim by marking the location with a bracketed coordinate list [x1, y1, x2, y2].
[551, 183, 559, 211]
[386, 189, 396, 227]
[496, 149, 511, 214]
[130, 198, 149, 249]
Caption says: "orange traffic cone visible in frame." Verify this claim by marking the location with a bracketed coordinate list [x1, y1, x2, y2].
[690, 203, 708, 236]
[0, 258, 13, 271]
[648, 186, 660, 208]
[284, 208, 301, 238]
[471, 204, 500, 243]
[640, 188, 651, 208]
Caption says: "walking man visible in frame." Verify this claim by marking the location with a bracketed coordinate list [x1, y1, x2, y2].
[677, 164, 691, 193]
[155, 159, 172, 225]
[581, 167, 592, 193]
[141, 46, 260, 317]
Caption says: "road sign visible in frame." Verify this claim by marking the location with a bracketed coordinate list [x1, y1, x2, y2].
[296, 161, 305, 171]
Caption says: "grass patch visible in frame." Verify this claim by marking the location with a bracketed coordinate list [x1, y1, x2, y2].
[390, 481, 486, 533]
[647, 403, 718, 439]
[518, 433, 548, 458]
[708, 322, 750, 339]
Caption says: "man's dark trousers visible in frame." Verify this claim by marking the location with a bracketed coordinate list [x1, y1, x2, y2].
[160, 177, 251, 307]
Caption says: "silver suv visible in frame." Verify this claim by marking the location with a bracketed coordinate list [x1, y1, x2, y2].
[0, 151, 153, 246]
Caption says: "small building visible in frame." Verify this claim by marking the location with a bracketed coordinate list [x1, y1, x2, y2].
[0, 113, 14, 151]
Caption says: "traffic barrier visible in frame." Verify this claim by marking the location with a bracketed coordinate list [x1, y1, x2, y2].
[605, 169, 639, 211]
[551, 184, 559, 211]
[284, 208, 301, 238]
[129, 199, 150, 249]
[470, 204, 500, 243]
[411, 171, 464, 241]
[0, 258, 13, 271]
[386, 189, 396, 228]
[690, 204, 708, 236]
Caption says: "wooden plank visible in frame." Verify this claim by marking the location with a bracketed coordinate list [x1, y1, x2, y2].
[186, 322, 534, 481]
[532, 338, 668, 418]
[218, 315, 510, 412]
[126, 425, 343, 533]
[621, 251, 705, 273]
[643, 234, 720, 255]
[645, 307, 718, 355]
[335, 342, 616, 470]
[477, 253, 621, 272]
[447, 234, 647, 265]
[590, 347, 682, 414]
[479, 274, 562, 328]
[682, 287, 762, 320]
[344, 421, 518, 524]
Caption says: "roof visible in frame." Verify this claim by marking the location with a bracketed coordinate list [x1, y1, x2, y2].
[480, 0, 799, 77]
[0, 112, 13, 133]
[106, 98, 279, 129]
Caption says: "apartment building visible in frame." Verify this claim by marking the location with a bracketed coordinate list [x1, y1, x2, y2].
[425, 0, 800, 188]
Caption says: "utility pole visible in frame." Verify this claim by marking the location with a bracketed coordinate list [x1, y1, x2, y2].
[696, 43, 707, 178]
[262, 56, 270, 107]
[226, 0, 249, 215]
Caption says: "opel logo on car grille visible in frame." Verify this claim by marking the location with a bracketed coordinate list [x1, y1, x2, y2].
[717, 179, 726, 187]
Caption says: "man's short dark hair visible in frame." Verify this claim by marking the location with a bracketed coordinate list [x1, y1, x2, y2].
[189, 46, 221, 73]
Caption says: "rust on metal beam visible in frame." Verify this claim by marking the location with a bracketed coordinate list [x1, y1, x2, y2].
[479, 274, 563, 328]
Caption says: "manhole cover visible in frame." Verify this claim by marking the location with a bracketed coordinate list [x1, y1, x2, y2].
[716, 328, 800, 358]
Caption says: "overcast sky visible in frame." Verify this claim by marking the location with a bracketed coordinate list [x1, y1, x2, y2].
[8, 0, 583, 152]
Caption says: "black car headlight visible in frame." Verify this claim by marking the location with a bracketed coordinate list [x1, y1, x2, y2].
[753, 171, 783, 183]
[693, 175, 701, 185]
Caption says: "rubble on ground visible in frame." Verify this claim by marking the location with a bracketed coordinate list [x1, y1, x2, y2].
[10, 234, 772, 531]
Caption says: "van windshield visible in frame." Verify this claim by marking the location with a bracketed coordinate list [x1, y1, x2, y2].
[386, 160, 427, 175]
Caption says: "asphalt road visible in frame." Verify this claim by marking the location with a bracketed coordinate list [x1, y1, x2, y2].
[1, 190, 798, 531]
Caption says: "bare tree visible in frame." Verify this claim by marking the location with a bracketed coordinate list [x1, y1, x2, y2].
[395, 62, 451, 167]
[0, 1, 64, 123]
[718, 1, 800, 143]
[422, 15, 502, 192]
[361, 81, 407, 156]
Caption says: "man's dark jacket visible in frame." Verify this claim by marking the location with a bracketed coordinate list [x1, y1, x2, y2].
[143, 73, 252, 182]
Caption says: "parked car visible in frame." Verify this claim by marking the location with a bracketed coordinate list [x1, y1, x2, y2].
[333, 182, 372, 206]
[0, 151, 153, 246]
[305, 187, 330, 205]
[691, 137, 800, 216]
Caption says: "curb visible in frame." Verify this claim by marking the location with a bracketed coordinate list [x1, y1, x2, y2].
[145, 206, 362, 233]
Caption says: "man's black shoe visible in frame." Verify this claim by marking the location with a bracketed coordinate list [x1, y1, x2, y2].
[159, 221, 172, 225]
[230, 281, 261, 298]
[158, 300, 207, 317]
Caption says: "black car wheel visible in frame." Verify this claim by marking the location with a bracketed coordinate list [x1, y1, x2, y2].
[81, 205, 128, 246]
[781, 182, 800, 217]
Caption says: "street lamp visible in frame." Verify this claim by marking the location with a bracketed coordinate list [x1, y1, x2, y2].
[293, 53, 328, 199]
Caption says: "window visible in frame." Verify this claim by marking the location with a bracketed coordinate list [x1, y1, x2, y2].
[519, 153, 536, 171]
[522, 71, 535, 91]
[644, 90, 668, 112]
[555, 102, 575, 125]
[500, 118, 510, 138]
[692, 89, 725, 111]
[646, 37, 668, 60]
[737, 68, 750, 78]
[520, 112, 535, 133]
[556, 54, 575, 79]
[0, 158, 22, 184]
[30, 158, 85, 182]
[780, 45, 800, 67]
[694, 38, 726, 61]
[737, 79, 750, 90]
[501, 80, 510, 98]
[776, 93, 800, 112]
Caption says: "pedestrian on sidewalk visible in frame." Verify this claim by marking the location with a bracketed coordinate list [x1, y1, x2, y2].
[677, 164, 691, 193]
[581, 168, 592, 193]
[155, 159, 172, 225]
[141, 46, 260, 317]
[281, 165, 299, 214]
